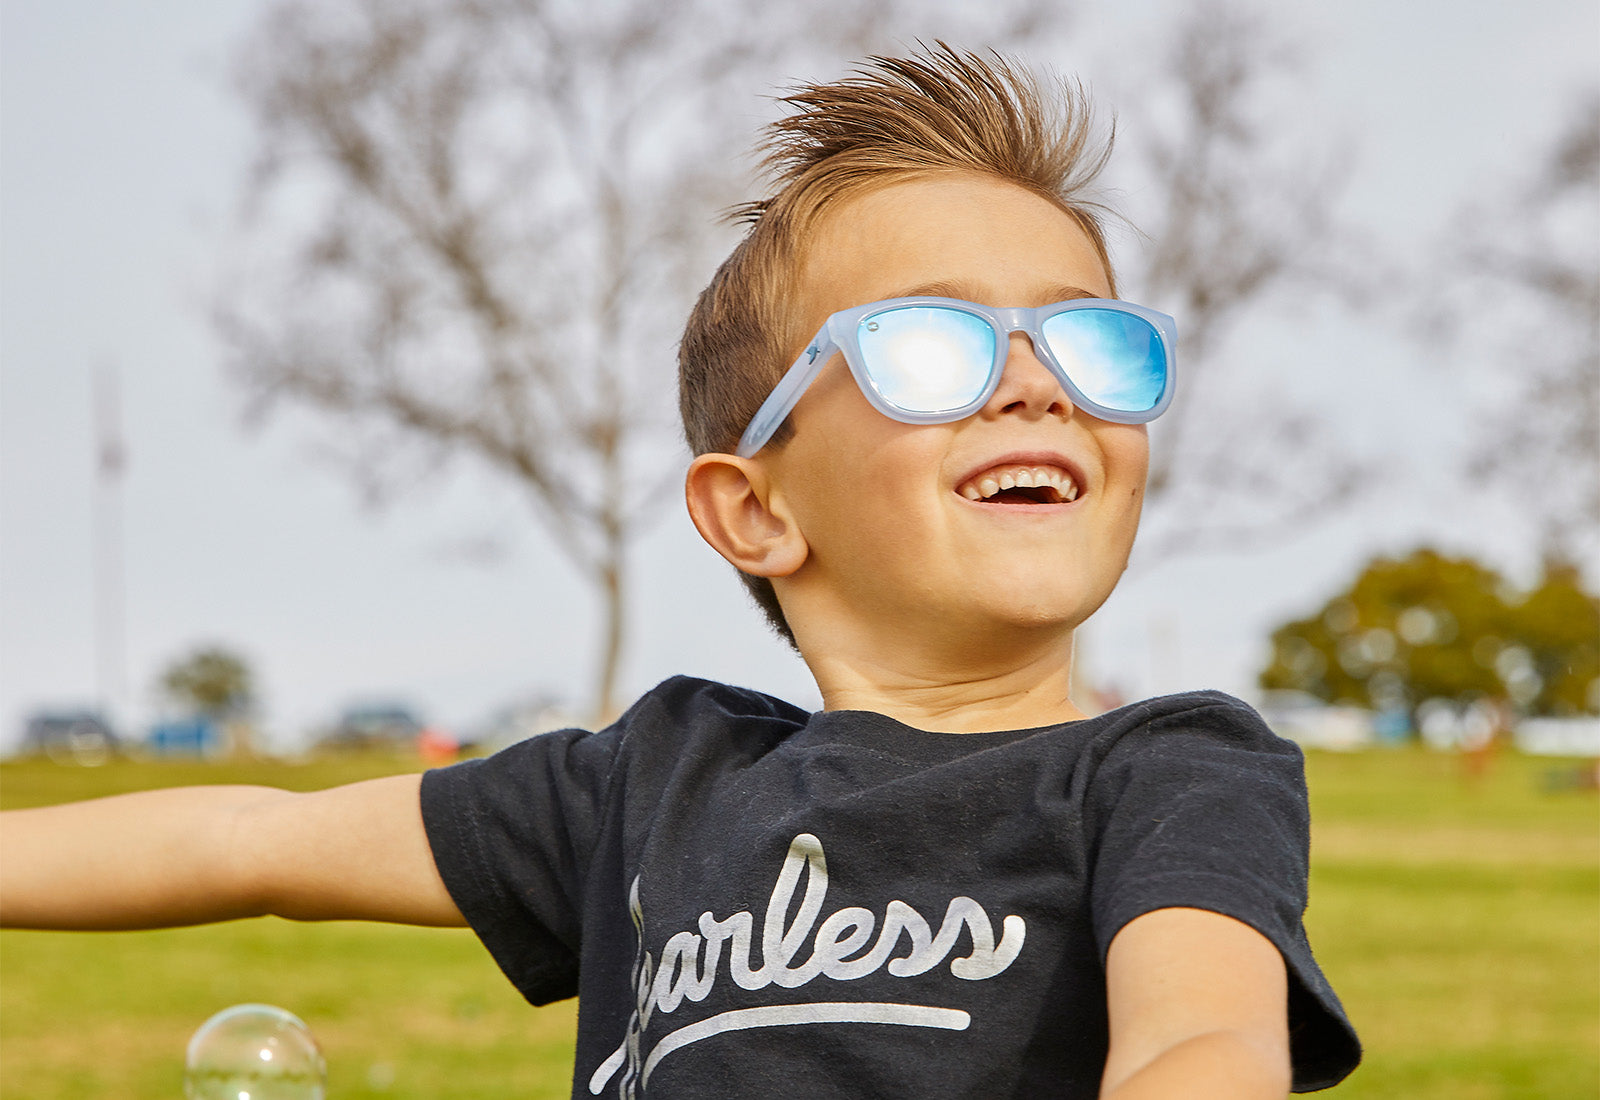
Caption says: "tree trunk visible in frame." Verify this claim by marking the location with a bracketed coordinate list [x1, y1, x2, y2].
[594, 539, 626, 726]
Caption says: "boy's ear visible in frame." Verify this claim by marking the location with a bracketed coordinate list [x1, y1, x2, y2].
[684, 453, 808, 578]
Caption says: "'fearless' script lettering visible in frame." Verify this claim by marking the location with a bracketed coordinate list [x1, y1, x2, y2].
[591, 832, 1026, 1095]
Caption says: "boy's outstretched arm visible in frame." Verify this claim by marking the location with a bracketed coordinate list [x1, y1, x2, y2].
[1100, 907, 1292, 1100]
[0, 775, 465, 930]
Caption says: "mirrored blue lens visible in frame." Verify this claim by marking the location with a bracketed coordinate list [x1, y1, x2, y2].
[856, 306, 996, 414]
[1039, 309, 1166, 413]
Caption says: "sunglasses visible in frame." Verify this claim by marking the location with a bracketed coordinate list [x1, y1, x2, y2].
[735, 296, 1177, 457]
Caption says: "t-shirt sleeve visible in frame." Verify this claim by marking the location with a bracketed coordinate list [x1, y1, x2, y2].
[420, 724, 620, 1006]
[1086, 694, 1361, 1092]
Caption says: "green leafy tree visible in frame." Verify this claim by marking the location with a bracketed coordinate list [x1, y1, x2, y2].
[159, 646, 255, 720]
[1260, 548, 1599, 718]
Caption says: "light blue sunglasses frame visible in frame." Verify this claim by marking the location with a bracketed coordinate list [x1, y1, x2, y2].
[734, 296, 1178, 457]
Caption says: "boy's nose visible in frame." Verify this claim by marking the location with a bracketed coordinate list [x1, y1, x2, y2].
[982, 332, 1074, 420]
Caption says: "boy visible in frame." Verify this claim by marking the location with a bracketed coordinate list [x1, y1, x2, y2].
[1, 46, 1360, 1097]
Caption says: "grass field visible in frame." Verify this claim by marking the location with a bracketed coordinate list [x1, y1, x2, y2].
[2, 747, 1595, 1097]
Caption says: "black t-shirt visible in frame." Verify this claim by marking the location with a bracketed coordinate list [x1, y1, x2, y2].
[421, 677, 1360, 1098]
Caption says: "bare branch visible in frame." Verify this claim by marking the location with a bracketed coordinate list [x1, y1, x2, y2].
[1424, 90, 1600, 559]
[1113, 2, 1370, 552]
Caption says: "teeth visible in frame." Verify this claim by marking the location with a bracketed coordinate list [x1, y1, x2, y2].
[958, 464, 1080, 503]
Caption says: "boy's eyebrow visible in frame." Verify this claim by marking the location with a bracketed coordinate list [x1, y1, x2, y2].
[886, 281, 1105, 305]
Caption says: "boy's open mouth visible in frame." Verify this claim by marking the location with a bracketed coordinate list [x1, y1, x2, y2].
[957, 464, 1079, 505]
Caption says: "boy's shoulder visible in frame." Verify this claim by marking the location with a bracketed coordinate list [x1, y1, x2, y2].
[1096, 689, 1302, 760]
[1113, 688, 1279, 728]
[619, 674, 812, 729]
[593, 675, 812, 762]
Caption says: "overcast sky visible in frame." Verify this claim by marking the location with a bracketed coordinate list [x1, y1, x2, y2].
[2, 0, 1595, 753]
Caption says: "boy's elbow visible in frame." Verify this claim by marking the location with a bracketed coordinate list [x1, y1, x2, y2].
[226, 786, 362, 922]
[1101, 1028, 1290, 1100]
[216, 788, 301, 920]
[1207, 1027, 1291, 1098]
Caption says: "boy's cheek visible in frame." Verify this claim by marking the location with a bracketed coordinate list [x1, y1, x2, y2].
[1122, 422, 1151, 469]
[1106, 425, 1150, 553]
[1102, 423, 1150, 498]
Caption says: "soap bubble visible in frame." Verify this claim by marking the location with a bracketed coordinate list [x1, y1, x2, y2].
[184, 1003, 327, 1100]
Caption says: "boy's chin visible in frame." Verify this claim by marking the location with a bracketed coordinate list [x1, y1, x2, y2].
[971, 558, 1127, 622]
[922, 590, 1111, 646]
[988, 600, 1105, 638]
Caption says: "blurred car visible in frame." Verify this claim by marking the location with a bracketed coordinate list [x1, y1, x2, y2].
[1257, 690, 1375, 751]
[320, 702, 427, 750]
[20, 709, 121, 765]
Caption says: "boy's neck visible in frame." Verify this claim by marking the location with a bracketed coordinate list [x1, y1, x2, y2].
[800, 626, 1087, 733]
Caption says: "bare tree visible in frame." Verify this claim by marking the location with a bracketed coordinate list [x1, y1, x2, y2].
[1110, 3, 1369, 557]
[220, 0, 724, 720]
[1437, 92, 1599, 561]
[217, 0, 1057, 720]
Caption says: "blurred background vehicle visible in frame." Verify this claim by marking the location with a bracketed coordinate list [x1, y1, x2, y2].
[319, 702, 430, 751]
[20, 710, 121, 766]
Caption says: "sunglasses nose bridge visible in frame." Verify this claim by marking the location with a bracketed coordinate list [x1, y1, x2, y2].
[992, 305, 1033, 337]
[988, 305, 1054, 367]
[984, 308, 1076, 418]
[991, 306, 1051, 366]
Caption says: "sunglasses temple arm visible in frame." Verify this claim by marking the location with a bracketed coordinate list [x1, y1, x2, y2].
[733, 331, 838, 458]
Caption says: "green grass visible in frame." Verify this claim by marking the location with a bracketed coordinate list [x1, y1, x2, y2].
[1300, 749, 1599, 1098]
[2, 748, 1596, 1097]
[1, 756, 577, 1098]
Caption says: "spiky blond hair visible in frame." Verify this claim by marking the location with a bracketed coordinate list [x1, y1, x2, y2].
[679, 44, 1117, 645]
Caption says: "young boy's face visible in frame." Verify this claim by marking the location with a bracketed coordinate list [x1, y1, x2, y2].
[762, 173, 1149, 650]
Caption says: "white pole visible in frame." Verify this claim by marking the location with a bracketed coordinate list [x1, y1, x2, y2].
[93, 360, 126, 729]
